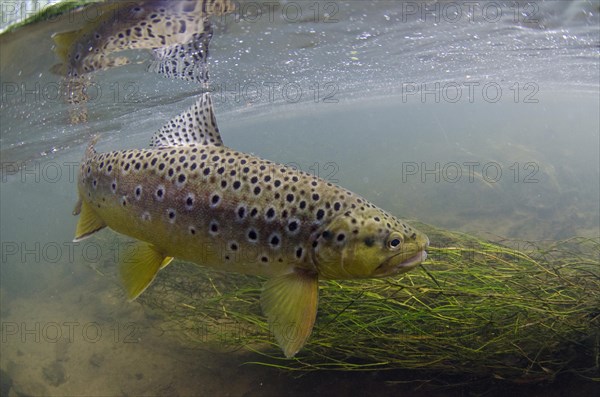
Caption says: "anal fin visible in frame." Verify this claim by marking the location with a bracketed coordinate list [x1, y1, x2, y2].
[73, 201, 106, 242]
[261, 269, 319, 358]
[120, 242, 172, 301]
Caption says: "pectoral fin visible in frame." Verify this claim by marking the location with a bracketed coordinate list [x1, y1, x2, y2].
[120, 241, 173, 301]
[261, 269, 319, 358]
[73, 201, 106, 242]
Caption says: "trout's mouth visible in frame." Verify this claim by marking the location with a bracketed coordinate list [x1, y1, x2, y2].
[374, 243, 429, 277]
[397, 250, 427, 270]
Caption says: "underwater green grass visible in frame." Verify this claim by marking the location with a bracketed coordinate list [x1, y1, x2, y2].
[0, 1, 101, 35]
[138, 225, 599, 383]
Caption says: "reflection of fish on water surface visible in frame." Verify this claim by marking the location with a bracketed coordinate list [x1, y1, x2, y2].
[50, 0, 234, 124]
[73, 93, 430, 357]
[51, 0, 235, 79]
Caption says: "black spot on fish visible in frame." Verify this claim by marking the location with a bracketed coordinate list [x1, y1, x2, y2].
[210, 221, 219, 235]
[248, 229, 258, 242]
[237, 206, 246, 220]
[269, 234, 280, 247]
[266, 208, 275, 219]
[316, 209, 325, 220]
[185, 194, 194, 209]
[364, 237, 375, 247]
[288, 220, 299, 233]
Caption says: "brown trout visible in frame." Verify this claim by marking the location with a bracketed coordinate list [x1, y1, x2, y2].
[73, 94, 429, 357]
[52, 0, 234, 78]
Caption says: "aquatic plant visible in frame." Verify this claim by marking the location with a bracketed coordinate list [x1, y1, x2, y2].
[138, 225, 599, 383]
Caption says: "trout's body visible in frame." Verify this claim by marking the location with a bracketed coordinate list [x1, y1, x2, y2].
[74, 94, 429, 357]
[78, 143, 390, 277]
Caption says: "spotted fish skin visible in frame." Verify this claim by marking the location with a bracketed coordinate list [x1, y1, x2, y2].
[79, 143, 424, 276]
[74, 94, 429, 357]
[52, 0, 234, 77]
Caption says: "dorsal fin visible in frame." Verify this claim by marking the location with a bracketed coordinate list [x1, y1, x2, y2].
[150, 93, 223, 147]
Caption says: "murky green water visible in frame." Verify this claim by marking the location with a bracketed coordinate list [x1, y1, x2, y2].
[1, 1, 599, 396]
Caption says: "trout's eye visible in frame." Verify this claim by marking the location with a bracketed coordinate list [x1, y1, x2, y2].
[387, 234, 403, 250]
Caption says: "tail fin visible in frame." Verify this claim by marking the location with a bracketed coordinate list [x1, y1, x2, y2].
[52, 30, 81, 63]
